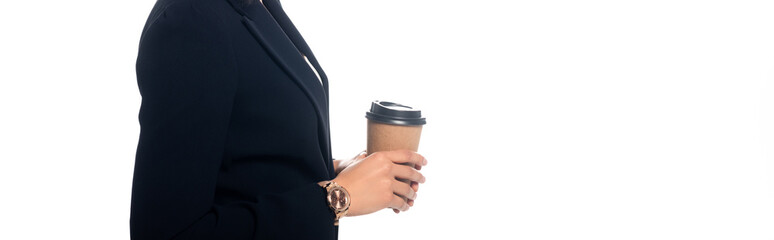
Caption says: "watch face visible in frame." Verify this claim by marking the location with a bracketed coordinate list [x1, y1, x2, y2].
[327, 187, 350, 210]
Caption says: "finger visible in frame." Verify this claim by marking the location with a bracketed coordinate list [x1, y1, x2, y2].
[392, 180, 417, 200]
[411, 181, 419, 192]
[383, 150, 426, 167]
[354, 150, 367, 160]
[389, 195, 410, 211]
[393, 208, 400, 214]
[407, 199, 414, 207]
[392, 164, 425, 183]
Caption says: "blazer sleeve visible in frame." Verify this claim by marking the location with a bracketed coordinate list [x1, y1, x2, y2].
[130, 2, 335, 239]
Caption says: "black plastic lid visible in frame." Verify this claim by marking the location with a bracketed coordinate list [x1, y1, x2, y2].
[365, 100, 426, 126]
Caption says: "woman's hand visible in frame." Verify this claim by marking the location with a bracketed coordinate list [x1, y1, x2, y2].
[333, 151, 367, 175]
[332, 150, 427, 216]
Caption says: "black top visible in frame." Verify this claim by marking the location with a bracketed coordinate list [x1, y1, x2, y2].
[130, 0, 337, 239]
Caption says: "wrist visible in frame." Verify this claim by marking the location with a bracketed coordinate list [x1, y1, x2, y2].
[319, 180, 351, 225]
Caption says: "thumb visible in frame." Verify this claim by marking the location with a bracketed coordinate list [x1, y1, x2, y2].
[355, 150, 367, 160]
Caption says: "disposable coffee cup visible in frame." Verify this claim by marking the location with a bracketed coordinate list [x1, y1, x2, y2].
[365, 100, 426, 159]
[366, 101, 426, 204]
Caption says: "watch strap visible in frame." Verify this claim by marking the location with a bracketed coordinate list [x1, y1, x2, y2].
[320, 181, 349, 226]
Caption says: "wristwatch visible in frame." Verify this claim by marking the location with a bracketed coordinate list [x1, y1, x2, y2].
[319, 181, 350, 226]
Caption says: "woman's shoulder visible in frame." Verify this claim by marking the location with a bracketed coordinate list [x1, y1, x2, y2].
[137, 0, 245, 64]
[143, 0, 235, 32]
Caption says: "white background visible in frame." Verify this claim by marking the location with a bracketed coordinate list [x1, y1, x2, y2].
[0, 0, 772, 239]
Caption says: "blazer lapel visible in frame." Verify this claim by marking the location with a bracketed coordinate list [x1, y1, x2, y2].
[261, 0, 334, 177]
[226, 0, 334, 176]
[262, 0, 329, 100]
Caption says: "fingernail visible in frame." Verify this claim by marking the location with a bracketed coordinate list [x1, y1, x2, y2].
[421, 176, 426, 183]
[423, 158, 428, 166]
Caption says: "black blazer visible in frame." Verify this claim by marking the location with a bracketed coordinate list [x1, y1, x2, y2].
[130, 0, 337, 239]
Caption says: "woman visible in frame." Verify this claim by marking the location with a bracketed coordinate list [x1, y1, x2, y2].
[130, 0, 427, 239]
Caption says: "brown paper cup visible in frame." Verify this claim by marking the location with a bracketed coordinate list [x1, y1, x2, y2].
[366, 120, 423, 155]
[365, 101, 426, 204]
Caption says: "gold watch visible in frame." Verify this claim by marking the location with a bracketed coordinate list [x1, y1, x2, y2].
[319, 181, 350, 226]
